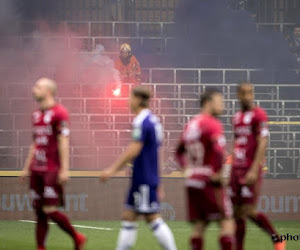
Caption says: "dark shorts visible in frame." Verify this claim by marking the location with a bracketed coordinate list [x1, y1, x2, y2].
[187, 184, 233, 222]
[229, 168, 262, 206]
[125, 184, 160, 214]
[30, 170, 64, 209]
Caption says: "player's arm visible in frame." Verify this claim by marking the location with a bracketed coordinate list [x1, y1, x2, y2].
[245, 135, 268, 185]
[210, 143, 225, 186]
[58, 134, 70, 185]
[210, 134, 226, 186]
[245, 111, 269, 185]
[157, 147, 165, 200]
[19, 143, 35, 183]
[56, 109, 71, 185]
[100, 141, 143, 181]
[175, 140, 186, 169]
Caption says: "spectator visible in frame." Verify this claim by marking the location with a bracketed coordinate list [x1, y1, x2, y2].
[288, 25, 300, 63]
[114, 43, 141, 84]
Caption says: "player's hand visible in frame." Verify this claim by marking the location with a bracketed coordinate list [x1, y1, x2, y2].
[210, 173, 223, 187]
[19, 169, 30, 185]
[244, 169, 258, 186]
[58, 170, 69, 185]
[99, 169, 113, 182]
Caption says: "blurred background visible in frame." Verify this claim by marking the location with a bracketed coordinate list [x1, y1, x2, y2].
[0, 0, 300, 181]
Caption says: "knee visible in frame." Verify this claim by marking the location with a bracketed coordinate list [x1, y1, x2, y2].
[191, 221, 206, 237]
[121, 210, 137, 222]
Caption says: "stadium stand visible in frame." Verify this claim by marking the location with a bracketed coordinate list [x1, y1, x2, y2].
[0, 67, 300, 179]
[1, 0, 300, 179]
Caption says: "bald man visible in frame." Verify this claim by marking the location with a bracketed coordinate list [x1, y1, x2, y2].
[20, 78, 86, 250]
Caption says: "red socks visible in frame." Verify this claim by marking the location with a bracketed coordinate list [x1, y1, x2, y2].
[236, 218, 246, 250]
[47, 211, 77, 240]
[36, 210, 49, 249]
[190, 236, 203, 250]
[250, 213, 279, 242]
[220, 235, 235, 250]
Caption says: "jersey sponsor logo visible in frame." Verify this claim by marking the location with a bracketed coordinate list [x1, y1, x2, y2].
[236, 136, 248, 145]
[235, 125, 251, 135]
[33, 125, 53, 136]
[234, 148, 246, 161]
[35, 136, 49, 146]
[43, 186, 57, 199]
[34, 149, 48, 163]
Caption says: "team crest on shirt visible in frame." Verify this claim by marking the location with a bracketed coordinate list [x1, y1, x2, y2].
[243, 112, 254, 124]
[43, 110, 54, 124]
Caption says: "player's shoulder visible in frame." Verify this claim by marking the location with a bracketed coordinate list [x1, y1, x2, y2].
[53, 104, 69, 118]
[253, 106, 268, 119]
[199, 114, 222, 133]
[132, 109, 151, 128]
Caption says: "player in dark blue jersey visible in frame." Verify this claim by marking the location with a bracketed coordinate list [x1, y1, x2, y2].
[100, 86, 177, 250]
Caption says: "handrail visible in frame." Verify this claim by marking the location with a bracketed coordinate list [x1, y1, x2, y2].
[7, 21, 298, 38]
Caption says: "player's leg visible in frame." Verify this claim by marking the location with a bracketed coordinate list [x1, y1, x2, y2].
[42, 172, 86, 250]
[116, 209, 139, 250]
[43, 205, 86, 250]
[35, 207, 49, 250]
[30, 172, 49, 250]
[229, 171, 247, 250]
[233, 205, 247, 250]
[219, 218, 235, 250]
[246, 204, 286, 250]
[189, 220, 207, 250]
[144, 213, 177, 250]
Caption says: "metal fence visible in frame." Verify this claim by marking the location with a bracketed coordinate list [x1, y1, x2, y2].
[0, 75, 300, 177]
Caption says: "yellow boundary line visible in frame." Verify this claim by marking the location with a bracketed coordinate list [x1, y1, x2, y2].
[0, 170, 184, 178]
[268, 121, 300, 125]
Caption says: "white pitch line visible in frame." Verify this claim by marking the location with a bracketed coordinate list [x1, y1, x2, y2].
[19, 220, 113, 231]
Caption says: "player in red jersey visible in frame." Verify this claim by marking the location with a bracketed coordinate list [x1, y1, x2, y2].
[230, 82, 285, 250]
[176, 89, 235, 250]
[19, 78, 86, 250]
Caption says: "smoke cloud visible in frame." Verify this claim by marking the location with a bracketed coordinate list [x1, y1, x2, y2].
[169, 0, 298, 71]
[0, 1, 122, 170]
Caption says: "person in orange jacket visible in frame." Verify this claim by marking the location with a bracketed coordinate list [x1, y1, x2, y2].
[114, 43, 141, 84]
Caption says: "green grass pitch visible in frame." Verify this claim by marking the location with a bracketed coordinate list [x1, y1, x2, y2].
[0, 220, 299, 249]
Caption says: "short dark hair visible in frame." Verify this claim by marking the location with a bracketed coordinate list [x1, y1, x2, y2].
[237, 81, 252, 93]
[132, 86, 151, 107]
[200, 88, 222, 108]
